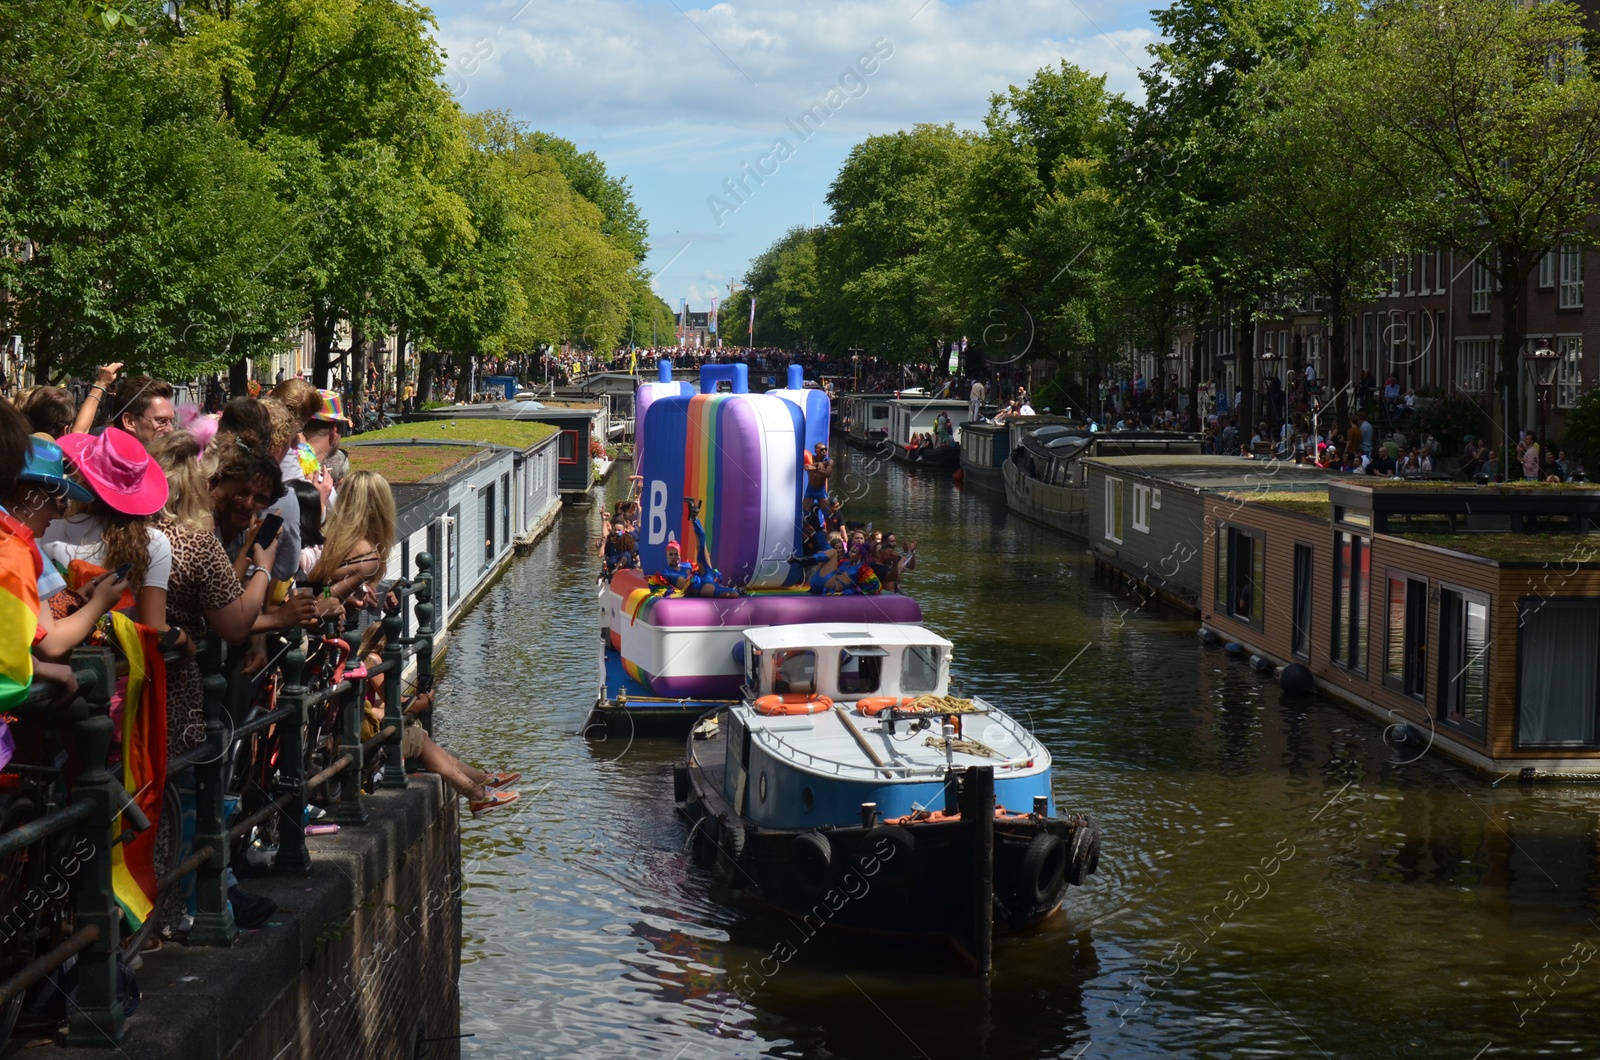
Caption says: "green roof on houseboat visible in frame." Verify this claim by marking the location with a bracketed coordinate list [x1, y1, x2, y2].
[1400, 533, 1600, 565]
[1086, 454, 1341, 492]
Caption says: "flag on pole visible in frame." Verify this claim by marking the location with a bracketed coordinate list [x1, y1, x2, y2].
[749, 296, 756, 345]
[678, 299, 686, 347]
[106, 612, 167, 930]
[709, 294, 718, 334]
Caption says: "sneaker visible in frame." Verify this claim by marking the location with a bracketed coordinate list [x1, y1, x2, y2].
[484, 771, 521, 789]
[470, 790, 519, 817]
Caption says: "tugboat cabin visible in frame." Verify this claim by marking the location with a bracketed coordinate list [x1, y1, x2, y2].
[742, 623, 953, 704]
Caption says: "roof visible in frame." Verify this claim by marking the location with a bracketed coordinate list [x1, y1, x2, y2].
[1400, 533, 1600, 565]
[744, 623, 953, 652]
[343, 444, 481, 484]
[352, 419, 559, 450]
[1225, 490, 1333, 520]
[1088, 454, 1341, 492]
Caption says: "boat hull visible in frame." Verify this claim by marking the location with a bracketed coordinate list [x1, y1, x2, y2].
[1002, 455, 1088, 536]
[678, 713, 1100, 972]
[891, 443, 960, 468]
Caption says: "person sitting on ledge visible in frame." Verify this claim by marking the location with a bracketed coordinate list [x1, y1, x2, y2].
[357, 623, 519, 817]
[656, 499, 746, 598]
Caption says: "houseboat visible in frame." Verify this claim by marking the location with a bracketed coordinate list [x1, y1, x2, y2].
[1001, 429, 1203, 537]
[676, 622, 1101, 973]
[1083, 455, 1337, 613]
[886, 397, 967, 467]
[840, 393, 894, 448]
[414, 399, 608, 496]
[1197, 479, 1600, 778]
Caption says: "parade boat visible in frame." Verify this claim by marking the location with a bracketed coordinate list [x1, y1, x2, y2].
[886, 396, 966, 468]
[674, 622, 1101, 973]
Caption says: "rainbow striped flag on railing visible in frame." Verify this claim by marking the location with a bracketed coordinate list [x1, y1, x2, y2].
[0, 511, 41, 770]
[107, 612, 167, 930]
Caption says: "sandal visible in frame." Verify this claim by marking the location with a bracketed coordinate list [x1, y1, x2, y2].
[470, 790, 520, 817]
[485, 771, 521, 789]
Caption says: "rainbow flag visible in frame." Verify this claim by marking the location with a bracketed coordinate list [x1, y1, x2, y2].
[107, 612, 167, 930]
[0, 511, 41, 714]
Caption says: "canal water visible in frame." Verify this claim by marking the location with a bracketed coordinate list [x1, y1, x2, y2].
[436, 450, 1600, 1059]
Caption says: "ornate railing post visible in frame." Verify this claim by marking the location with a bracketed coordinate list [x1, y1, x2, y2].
[334, 631, 369, 824]
[380, 610, 408, 790]
[274, 633, 312, 876]
[413, 551, 436, 739]
[65, 647, 125, 1044]
[189, 641, 237, 946]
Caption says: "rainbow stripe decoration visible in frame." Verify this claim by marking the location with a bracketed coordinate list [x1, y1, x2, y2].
[107, 612, 167, 930]
[0, 513, 40, 716]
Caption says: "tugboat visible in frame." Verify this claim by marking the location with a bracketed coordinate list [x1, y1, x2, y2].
[675, 622, 1101, 973]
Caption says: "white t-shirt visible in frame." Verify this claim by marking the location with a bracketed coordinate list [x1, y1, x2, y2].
[41, 513, 173, 591]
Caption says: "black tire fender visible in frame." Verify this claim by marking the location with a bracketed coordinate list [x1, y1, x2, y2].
[862, 825, 918, 893]
[1066, 816, 1101, 886]
[1021, 832, 1067, 905]
[672, 762, 690, 803]
[791, 831, 832, 896]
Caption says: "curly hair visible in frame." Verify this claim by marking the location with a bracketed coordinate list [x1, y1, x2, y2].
[87, 499, 156, 591]
[202, 430, 284, 504]
[269, 378, 322, 427]
[15, 386, 76, 438]
[149, 430, 214, 530]
[260, 398, 300, 455]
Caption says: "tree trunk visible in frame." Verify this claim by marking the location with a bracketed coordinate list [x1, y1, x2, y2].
[1495, 250, 1526, 438]
[416, 348, 436, 405]
[349, 323, 366, 429]
[1237, 305, 1256, 447]
[33, 330, 55, 388]
[312, 310, 336, 390]
[394, 323, 410, 417]
[229, 356, 249, 397]
[1328, 291, 1351, 428]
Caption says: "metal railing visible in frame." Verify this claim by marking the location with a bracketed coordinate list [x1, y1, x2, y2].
[0, 552, 437, 1045]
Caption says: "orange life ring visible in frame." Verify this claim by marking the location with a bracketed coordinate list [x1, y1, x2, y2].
[753, 693, 834, 716]
[856, 696, 922, 716]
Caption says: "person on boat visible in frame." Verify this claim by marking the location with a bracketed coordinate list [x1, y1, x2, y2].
[934, 412, 953, 445]
[791, 532, 880, 595]
[656, 499, 746, 597]
[804, 443, 832, 506]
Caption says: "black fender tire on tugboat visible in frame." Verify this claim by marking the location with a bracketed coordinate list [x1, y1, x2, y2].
[791, 831, 833, 896]
[862, 825, 918, 894]
[1066, 817, 1102, 886]
[717, 822, 748, 887]
[673, 762, 690, 803]
[1021, 833, 1068, 906]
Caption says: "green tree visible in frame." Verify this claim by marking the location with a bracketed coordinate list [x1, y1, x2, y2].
[729, 227, 819, 349]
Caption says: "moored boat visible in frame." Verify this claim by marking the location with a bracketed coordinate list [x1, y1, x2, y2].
[886, 396, 967, 468]
[1003, 423, 1203, 538]
[675, 622, 1101, 972]
[840, 392, 893, 448]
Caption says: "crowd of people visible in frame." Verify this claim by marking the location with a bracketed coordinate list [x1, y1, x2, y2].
[0, 366, 521, 947]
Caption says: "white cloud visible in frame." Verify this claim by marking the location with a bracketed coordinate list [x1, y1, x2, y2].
[429, 0, 1159, 310]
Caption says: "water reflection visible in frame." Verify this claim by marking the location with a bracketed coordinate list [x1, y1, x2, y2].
[436, 453, 1600, 1058]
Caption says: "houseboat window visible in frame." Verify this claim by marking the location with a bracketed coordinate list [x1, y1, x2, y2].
[870, 407, 888, 421]
[902, 645, 942, 694]
[1516, 600, 1600, 746]
[558, 430, 579, 464]
[838, 648, 886, 696]
[1291, 544, 1313, 659]
[1214, 522, 1264, 629]
[1438, 588, 1489, 739]
[1104, 478, 1124, 544]
[772, 650, 817, 695]
[1132, 485, 1151, 534]
[746, 647, 763, 692]
[1384, 574, 1428, 700]
[1331, 531, 1369, 673]
[482, 481, 496, 568]
[1334, 507, 1372, 530]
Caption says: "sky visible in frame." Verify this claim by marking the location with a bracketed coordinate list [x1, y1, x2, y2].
[426, 0, 1159, 314]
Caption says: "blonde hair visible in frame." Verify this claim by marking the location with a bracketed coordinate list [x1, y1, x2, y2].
[149, 430, 213, 530]
[308, 470, 395, 585]
[269, 378, 321, 426]
[260, 397, 299, 455]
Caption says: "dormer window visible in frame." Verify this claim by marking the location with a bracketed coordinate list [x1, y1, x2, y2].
[838, 647, 888, 695]
[902, 645, 942, 693]
[772, 650, 817, 694]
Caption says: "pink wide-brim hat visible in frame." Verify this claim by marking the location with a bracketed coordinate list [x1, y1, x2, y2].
[56, 428, 170, 517]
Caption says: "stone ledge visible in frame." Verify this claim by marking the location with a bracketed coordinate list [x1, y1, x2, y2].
[47, 775, 446, 1060]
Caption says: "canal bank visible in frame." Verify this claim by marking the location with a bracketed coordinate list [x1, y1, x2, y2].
[436, 449, 1600, 1059]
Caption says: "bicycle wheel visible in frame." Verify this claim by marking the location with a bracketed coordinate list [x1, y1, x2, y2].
[0, 792, 47, 1047]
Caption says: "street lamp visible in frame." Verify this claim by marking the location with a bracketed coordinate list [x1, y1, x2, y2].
[1524, 336, 1562, 461]
[1165, 350, 1182, 414]
[1259, 344, 1281, 444]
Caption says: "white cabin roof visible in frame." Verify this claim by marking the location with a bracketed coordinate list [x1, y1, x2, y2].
[744, 623, 953, 653]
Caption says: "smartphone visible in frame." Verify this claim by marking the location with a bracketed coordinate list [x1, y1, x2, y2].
[254, 513, 284, 548]
[110, 561, 133, 581]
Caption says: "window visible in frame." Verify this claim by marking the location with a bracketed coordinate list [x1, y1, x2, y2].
[1132, 484, 1151, 533]
[1471, 259, 1492, 314]
[1455, 339, 1490, 393]
[1517, 599, 1600, 746]
[1332, 530, 1369, 673]
[773, 650, 818, 694]
[1559, 245, 1584, 309]
[1388, 259, 1401, 297]
[1438, 587, 1489, 739]
[446, 505, 460, 613]
[1292, 544, 1313, 659]
[1104, 478, 1124, 543]
[1405, 253, 1416, 295]
[1539, 250, 1556, 289]
[1557, 336, 1583, 408]
[1435, 250, 1445, 294]
[901, 646, 942, 694]
[838, 648, 886, 696]
[1384, 574, 1428, 700]
[481, 482, 496, 568]
[1214, 521, 1265, 630]
[558, 430, 579, 464]
[501, 473, 512, 545]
